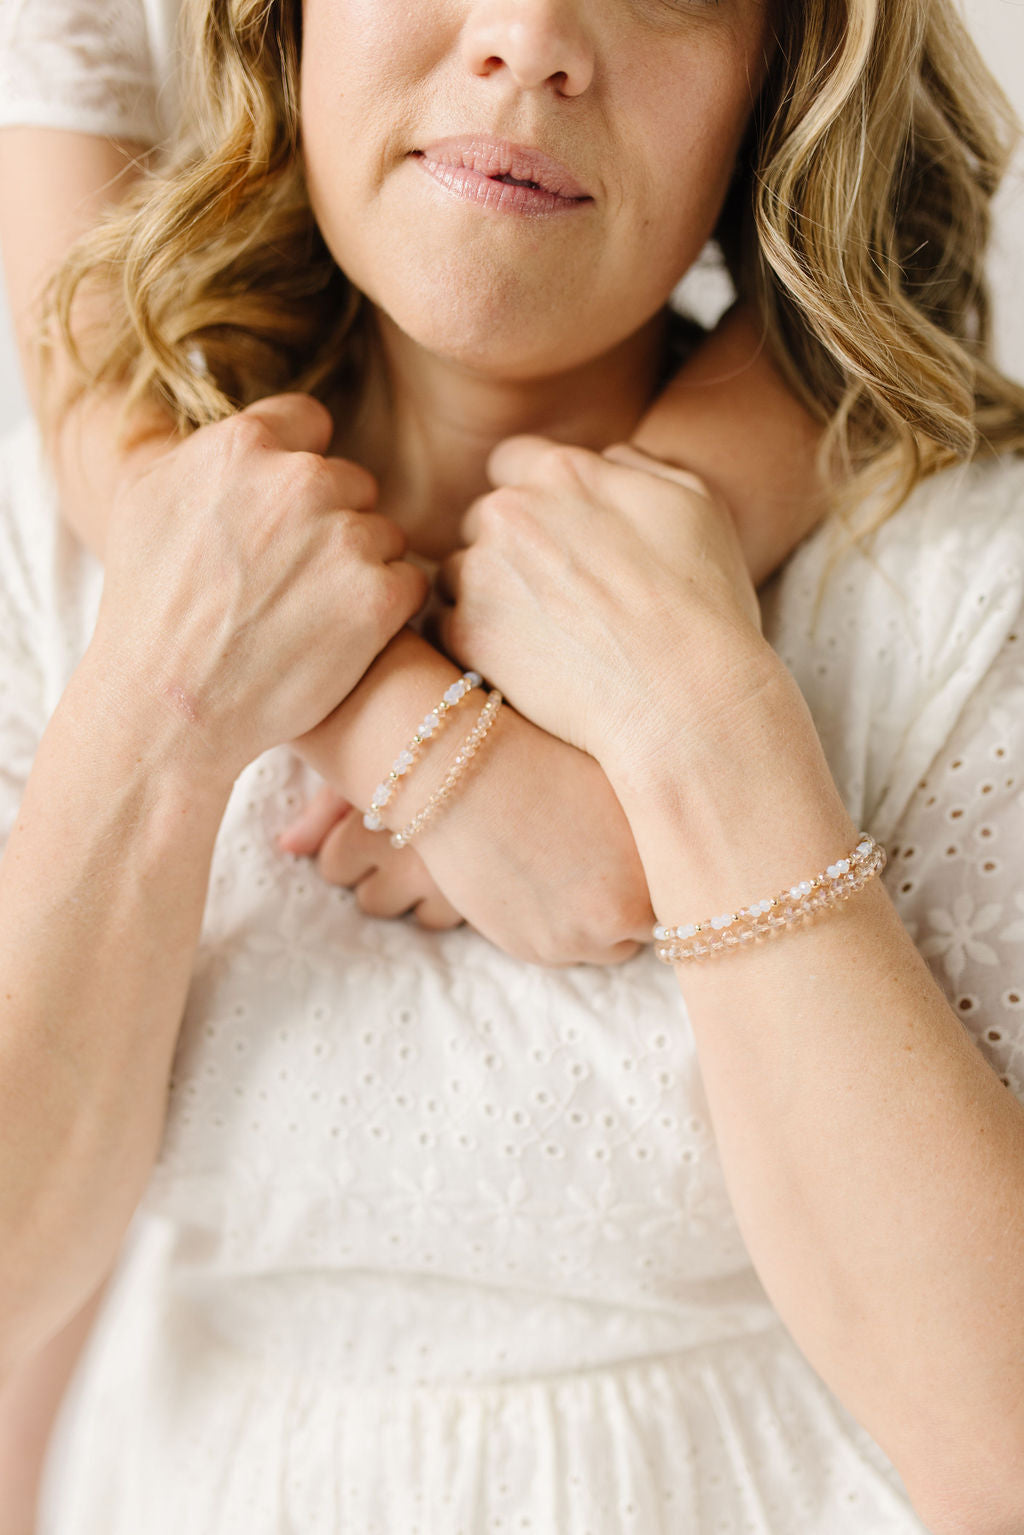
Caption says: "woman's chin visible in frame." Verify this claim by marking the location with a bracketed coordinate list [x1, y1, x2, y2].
[372, 295, 614, 381]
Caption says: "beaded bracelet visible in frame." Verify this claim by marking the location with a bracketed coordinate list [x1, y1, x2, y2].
[362, 671, 482, 832]
[653, 833, 886, 963]
[390, 690, 503, 848]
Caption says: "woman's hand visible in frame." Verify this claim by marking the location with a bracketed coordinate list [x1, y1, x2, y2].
[90, 393, 428, 790]
[439, 436, 767, 782]
[287, 629, 654, 964]
[278, 782, 465, 930]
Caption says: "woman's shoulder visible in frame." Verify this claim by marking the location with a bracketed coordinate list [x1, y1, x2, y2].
[775, 450, 1024, 605]
[0, 0, 178, 141]
[761, 452, 1024, 843]
[855, 450, 1024, 568]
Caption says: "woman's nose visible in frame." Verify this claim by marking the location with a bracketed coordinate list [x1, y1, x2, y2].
[461, 1, 595, 97]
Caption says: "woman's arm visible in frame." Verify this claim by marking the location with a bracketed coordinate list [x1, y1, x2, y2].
[284, 304, 828, 956]
[0, 127, 825, 960]
[0, 127, 175, 548]
[0, 647, 231, 1379]
[0, 1279, 110, 1535]
[611, 660, 1024, 1535]
[0, 395, 423, 1380]
[0, 128, 147, 409]
[440, 436, 1024, 1535]
[291, 628, 654, 963]
[631, 302, 826, 580]
[72, 320, 822, 960]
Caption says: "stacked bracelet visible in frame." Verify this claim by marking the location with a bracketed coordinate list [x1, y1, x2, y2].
[362, 671, 482, 832]
[653, 833, 886, 964]
[390, 690, 503, 848]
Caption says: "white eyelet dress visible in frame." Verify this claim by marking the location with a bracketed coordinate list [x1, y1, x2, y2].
[0, 419, 1021, 1533]
[3, 9, 1024, 1532]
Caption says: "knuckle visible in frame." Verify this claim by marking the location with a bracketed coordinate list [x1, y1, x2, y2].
[286, 450, 332, 502]
[357, 881, 404, 920]
[589, 891, 648, 950]
[219, 411, 267, 456]
[540, 442, 592, 487]
[365, 569, 410, 630]
[314, 827, 351, 884]
[317, 820, 358, 885]
[546, 917, 593, 964]
[546, 890, 644, 964]
[337, 461, 378, 509]
[534, 936, 583, 969]
[315, 844, 348, 888]
[478, 486, 529, 536]
[329, 510, 376, 562]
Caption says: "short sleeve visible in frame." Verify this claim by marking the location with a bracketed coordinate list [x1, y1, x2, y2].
[0, 0, 165, 142]
[883, 621, 1024, 1100]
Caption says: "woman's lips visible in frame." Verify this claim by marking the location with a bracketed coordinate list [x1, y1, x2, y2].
[411, 137, 593, 217]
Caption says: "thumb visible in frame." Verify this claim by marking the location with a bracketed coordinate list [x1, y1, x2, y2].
[239, 392, 335, 456]
[601, 442, 713, 500]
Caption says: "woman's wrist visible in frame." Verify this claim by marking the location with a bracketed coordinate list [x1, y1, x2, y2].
[603, 648, 858, 928]
[74, 639, 240, 815]
[595, 627, 783, 795]
[293, 627, 471, 813]
[290, 626, 656, 959]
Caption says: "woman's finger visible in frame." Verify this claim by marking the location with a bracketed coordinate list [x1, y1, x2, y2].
[320, 453, 380, 513]
[414, 892, 465, 931]
[239, 392, 335, 454]
[354, 863, 428, 919]
[316, 814, 381, 888]
[485, 433, 562, 489]
[276, 782, 350, 855]
[340, 509, 410, 565]
[600, 441, 712, 498]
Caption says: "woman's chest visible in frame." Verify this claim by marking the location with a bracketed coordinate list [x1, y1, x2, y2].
[148, 747, 751, 1305]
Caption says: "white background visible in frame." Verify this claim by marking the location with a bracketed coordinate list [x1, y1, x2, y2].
[0, 0, 1021, 429]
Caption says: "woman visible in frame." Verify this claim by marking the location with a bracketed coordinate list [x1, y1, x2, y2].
[1, 2, 1023, 1533]
[0, 0, 829, 944]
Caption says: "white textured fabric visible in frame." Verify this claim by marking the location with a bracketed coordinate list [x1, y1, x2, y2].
[0, 413, 1018, 1530]
[0, 0, 179, 141]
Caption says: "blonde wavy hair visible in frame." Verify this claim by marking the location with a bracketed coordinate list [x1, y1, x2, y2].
[49, 0, 1024, 532]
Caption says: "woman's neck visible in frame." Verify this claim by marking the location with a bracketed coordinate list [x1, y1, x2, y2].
[332, 307, 672, 562]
